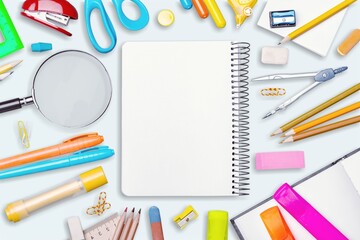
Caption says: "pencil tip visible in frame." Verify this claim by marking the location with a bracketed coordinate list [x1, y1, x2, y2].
[281, 134, 285, 137]
[125, 207, 128, 212]
[138, 209, 141, 214]
[277, 42, 281, 46]
[131, 207, 135, 212]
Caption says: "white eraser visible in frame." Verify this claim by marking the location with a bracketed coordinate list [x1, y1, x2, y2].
[67, 217, 85, 240]
[261, 47, 289, 65]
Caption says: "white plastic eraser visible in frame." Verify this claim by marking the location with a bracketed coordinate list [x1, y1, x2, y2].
[67, 217, 85, 240]
[261, 47, 289, 65]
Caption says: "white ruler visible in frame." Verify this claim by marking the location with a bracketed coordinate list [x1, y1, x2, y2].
[68, 214, 120, 240]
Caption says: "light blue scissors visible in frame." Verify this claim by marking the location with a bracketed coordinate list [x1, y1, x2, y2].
[85, 0, 149, 53]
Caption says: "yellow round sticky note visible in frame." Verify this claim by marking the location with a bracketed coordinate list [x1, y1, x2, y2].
[158, 10, 175, 27]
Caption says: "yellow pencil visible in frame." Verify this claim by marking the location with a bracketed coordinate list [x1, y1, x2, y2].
[283, 102, 360, 136]
[0, 60, 22, 75]
[279, 0, 357, 45]
[281, 115, 360, 143]
[271, 83, 360, 136]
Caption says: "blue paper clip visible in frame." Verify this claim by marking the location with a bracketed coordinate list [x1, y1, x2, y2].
[85, 0, 149, 53]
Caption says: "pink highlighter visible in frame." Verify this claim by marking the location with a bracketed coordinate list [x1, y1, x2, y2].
[274, 183, 348, 240]
[149, 206, 165, 240]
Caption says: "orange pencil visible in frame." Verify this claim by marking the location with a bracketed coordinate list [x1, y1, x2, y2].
[281, 115, 360, 143]
[283, 102, 360, 136]
[0, 133, 103, 170]
[126, 209, 141, 240]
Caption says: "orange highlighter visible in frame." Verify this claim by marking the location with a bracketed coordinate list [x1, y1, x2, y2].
[0, 133, 104, 170]
[260, 206, 295, 240]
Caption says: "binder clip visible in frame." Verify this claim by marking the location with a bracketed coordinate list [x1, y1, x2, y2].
[173, 205, 198, 229]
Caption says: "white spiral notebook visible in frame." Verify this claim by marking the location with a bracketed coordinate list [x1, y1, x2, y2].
[121, 41, 250, 196]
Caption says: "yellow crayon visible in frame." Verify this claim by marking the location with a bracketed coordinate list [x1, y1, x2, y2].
[203, 0, 226, 28]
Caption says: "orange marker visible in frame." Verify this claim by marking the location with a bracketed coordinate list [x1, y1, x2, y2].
[192, 0, 209, 18]
[260, 206, 295, 240]
[0, 133, 104, 170]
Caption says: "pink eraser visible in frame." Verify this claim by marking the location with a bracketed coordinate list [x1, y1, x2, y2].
[274, 183, 348, 240]
[256, 151, 304, 170]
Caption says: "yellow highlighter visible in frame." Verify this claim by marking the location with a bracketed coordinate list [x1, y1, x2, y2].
[207, 210, 228, 240]
[203, 0, 226, 28]
[228, 0, 258, 28]
[279, 0, 357, 45]
[5, 167, 107, 223]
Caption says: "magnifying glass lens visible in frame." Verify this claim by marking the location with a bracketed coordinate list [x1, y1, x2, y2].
[33, 51, 112, 128]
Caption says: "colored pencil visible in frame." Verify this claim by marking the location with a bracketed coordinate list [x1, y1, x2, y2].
[0, 71, 13, 81]
[126, 209, 141, 240]
[119, 208, 134, 240]
[281, 115, 360, 143]
[272, 83, 360, 136]
[112, 207, 128, 240]
[279, 0, 357, 45]
[283, 102, 360, 136]
[0, 60, 22, 75]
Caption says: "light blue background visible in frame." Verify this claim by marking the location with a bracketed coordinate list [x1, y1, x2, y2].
[0, 0, 359, 239]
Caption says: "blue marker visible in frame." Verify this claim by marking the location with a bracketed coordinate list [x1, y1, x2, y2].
[0, 146, 114, 179]
[180, 0, 193, 9]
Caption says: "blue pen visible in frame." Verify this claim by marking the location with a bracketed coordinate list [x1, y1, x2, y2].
[0, 146, 114, 179]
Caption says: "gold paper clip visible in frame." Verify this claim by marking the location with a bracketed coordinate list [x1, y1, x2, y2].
[86, 192, 111, 216]
[18, 121, 30, 149]
[261, 88, 286, 96]
[173, 205, 199, 229]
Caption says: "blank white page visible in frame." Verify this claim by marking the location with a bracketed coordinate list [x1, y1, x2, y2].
[233, 151, 360, 239]
[257, 0, 348, 56]
[122, 42, 234, 196]
[342, 151, 360, 195]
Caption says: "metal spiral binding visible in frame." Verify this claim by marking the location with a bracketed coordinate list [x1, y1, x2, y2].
[231, 42, 250, 196]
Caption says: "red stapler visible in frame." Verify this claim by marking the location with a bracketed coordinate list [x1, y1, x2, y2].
[21, 0, 78, 36]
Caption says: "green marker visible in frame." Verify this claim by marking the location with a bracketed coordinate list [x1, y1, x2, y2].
[0, 0, 24, 58]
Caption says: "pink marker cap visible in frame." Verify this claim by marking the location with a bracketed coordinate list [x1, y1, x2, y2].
[256, 151, 304, 170]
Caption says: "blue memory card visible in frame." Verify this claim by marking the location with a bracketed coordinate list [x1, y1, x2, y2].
[269, 10, 296, 28]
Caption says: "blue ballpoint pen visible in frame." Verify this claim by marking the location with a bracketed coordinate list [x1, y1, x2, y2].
[0, 146, 114, 179]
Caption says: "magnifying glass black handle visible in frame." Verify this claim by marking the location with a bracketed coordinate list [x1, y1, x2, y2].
[0, 97, 33, 114]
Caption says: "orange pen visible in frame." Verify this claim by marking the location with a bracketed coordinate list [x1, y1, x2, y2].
[0, 133, 104, 170]
[192, 0, 209, 18]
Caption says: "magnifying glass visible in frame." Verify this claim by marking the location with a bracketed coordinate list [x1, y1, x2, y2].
[0, 50, 112, 128]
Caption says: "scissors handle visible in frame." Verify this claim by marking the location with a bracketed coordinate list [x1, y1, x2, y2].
[85, 0, 117, 53]
[113, 0, 149, 31]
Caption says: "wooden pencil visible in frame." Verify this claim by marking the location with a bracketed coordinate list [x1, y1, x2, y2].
[112, 207, 128, 240]
[0, 60, 22, 75]
[119, 208, 135, 240]
[272, 83, 360, 136]
[0, 72, 13, 81]
[281, 115, 360, 143]
[278, 0, 357, 45]
[125, 209, 141, 240]
[283, 102, 360, 136]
